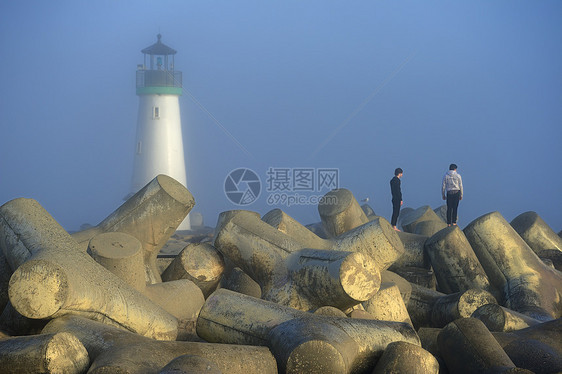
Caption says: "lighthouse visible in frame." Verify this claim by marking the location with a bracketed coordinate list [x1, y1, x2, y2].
[131, 34, 190, 230]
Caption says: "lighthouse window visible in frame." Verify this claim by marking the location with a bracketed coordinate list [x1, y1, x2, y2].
[153, 106, 160, 119]
[137, 141, 142, 154]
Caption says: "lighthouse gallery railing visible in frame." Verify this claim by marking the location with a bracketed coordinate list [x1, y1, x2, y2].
[136, 70, 182, 89]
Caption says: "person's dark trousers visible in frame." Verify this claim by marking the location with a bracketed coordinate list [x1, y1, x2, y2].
[446, 191, 460, 225]
[391, 199, 401, 227]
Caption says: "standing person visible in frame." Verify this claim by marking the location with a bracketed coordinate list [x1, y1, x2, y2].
[390, 168, 403, 231]
[442, 163, 463, 226]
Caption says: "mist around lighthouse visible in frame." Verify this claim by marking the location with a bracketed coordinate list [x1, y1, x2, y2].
[0, 2, 561, 373]
[1, 2, 560, 233]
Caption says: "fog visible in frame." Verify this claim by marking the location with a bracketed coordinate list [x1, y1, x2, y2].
[1, 1, 561, 232]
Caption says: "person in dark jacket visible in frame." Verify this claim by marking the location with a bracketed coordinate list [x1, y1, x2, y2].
[390, 167, 403, 231]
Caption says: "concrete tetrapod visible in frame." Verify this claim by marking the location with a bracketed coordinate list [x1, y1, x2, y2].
[464, 211, 562, 320]
[362, 282, 413, 327]
[425, 226, 496, 297]
[88, 232, 205, 328]
[218, 237, 382, 312]
[492, 318, 562, 374]
[406, 283, 446, 329]
[88, 232, 146, 291]
[219, 266, 262, 298]
[275, 248, 381, 311]
[161, 242, 225, 298]
[361, 203, 377, 220]
[263, 208, 406, 271]
[215, 211, 398, 311]
[197, 289, 303, 346]
[214, 211, 263, 298]
[2, 198, 178, 340]
[214, 210, 302, 290]
[281, 247, 380, 311]
[321, 215, 407, 271]
[419, 324, 560, 374]
[433, 205, 449, 223]
[413, 220, 449, 237]
[317, 188, 370, 237]
[400, 206, 446, 236]
[0, 198, 78, 271]
[42, 315, 277, 374]
[262, 208, 330, 250]
[491, 317, 562, 355]
[430, 289, 498, 328]
[391, 231, 430, 270]
[501, 339, 562, 374]
[470, 303, 541, 332]
[214, 209, 261, 236]
[0, 332, 90, 374]
[372, 341, 439, 374]
[197, 289, 421, 374]
[406, 282, 498, 329]
[510, 211, 562, 255]
[386, 231, 434, 290]
[437, 318, 517, 374]
[71, 174, 194, 284]
[381, 270, 412, 305]
[268, 316, 420, 374]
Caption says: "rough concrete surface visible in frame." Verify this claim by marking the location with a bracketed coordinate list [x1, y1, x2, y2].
[0, 181, 561, 373]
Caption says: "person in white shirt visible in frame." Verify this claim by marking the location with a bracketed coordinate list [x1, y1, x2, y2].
[442, 164, 463, 226]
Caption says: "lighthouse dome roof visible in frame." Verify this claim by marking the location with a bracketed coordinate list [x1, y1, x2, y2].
[141, 34, 177, 55]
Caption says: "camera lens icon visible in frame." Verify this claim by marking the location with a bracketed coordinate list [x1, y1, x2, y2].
[224, 168, 261, 206]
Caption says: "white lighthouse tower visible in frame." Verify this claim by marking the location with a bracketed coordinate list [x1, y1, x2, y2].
[131, 34, 190, 230]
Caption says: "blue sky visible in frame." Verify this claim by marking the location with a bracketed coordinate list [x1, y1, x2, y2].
[1, 1, 561, 232]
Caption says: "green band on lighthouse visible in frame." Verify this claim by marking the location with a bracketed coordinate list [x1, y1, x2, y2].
[136, 86, 183, 96]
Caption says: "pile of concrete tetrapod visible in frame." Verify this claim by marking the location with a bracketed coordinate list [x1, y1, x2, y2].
[0, 176, 560, 373]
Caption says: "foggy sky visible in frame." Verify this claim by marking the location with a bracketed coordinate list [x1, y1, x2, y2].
[1, 1, 561, 232]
